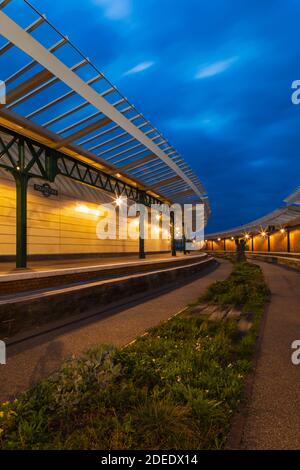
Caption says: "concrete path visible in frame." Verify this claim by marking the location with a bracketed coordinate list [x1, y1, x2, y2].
[241, 261, 300, 449]
[0, 260, 231, 401]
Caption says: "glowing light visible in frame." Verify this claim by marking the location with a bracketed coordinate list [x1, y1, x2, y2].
[115, 196, 124, 206]
[217, 237, 221, 241]
[280, 228, 286, 234]
[231, 236, 234, 240]
[245, 234, 250, 239]
[261, 231, 267, 237]
[75, 204, 101, 217]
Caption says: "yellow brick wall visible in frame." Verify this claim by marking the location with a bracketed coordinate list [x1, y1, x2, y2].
[0, 171, 170, 257]
[225, 239, 236, 251]
[253, 234, 268, 251]
[290, 228, 300, 252]
[269, 231, 287, 252]
[213, 240, 224, 250]
[205, 228, 300, 253]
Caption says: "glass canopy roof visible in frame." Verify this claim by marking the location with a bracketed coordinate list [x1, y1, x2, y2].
[0, 0, 210, 221]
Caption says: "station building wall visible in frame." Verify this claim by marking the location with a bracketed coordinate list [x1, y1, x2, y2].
[205, 227, 300, 253]
[0, 169, 170, 259]
[269, 231, 287, 252]
[252, 235, 268, 252]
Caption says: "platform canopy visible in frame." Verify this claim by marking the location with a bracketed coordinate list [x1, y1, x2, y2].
[0, 0, 210, 221]
[284, 187, 300, 206]
[206, 189, 300, 239]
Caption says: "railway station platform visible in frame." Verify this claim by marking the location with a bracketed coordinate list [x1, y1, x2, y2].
[0, 252, 215, 341]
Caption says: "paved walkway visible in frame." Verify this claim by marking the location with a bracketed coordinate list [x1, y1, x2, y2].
[0, 260, 231, 401]
[241, 261, 300, 449]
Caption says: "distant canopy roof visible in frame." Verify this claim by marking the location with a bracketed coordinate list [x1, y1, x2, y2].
[0, 0, 210, 220]
[206, 189, 300, 239]
[284, 186, 300, 206]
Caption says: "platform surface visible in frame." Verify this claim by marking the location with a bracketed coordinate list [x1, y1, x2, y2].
[0, 252, 199, 279]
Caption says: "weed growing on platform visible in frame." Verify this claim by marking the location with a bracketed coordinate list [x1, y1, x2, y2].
[0, 262, 269, 450]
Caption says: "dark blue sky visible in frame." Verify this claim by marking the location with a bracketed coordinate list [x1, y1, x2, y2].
[24, 1, 300, 231]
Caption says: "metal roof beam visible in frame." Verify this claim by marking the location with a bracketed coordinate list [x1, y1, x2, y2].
[113, 148, 148, 165]
[131, 160, 166, 176]
[6, 37, 68, 87]
[79, 112, 141, 148]
[97, 136, 135, 157]
[171, 189, 194, 199]
[151, 175, 181, 189]
[6, 68, 53, 105]
[162, 182, 190, 194]
[105, 142, 143, 161]
[88, 130, 127, 151]
[0, 15, 45, 56]
[53, 116, 111, 149]
[120, 153, 157, 170]
[55, 96, 124, 134]
[0, 11, 204, 199]
[144, 170, 175, 184]
[7, 58, 88, 109]
[0, 0, 12, 9]
[78, 124, 119, 146]
[28, 72, 102, 120]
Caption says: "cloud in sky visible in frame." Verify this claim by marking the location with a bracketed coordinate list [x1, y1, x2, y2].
[195, 56, 239, 79]
[93, 0, 131, 20]
[123, 61, 155, 76]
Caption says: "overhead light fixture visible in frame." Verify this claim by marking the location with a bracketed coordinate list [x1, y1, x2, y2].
[280, 228, 286, 234]
[245, 234, 250, 239]
[217, 237, 221, 241]
[261, 231, 267, 237]
[115, 196, 124, 206]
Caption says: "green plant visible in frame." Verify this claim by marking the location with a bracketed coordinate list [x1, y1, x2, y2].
[0, 261, 269, 450]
